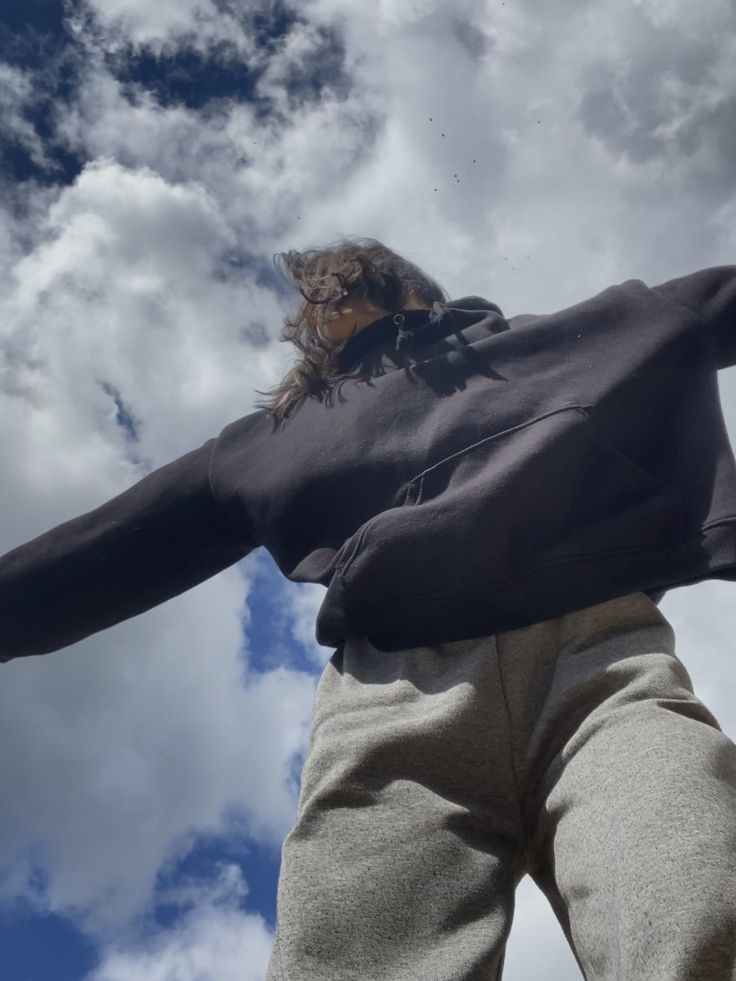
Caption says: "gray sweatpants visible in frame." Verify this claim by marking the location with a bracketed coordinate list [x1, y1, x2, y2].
[267, 593, 736, 980]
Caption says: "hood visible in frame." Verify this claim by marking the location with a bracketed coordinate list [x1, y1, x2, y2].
[337, 296, 508, 373]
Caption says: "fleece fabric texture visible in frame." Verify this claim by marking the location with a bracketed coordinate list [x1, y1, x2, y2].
[2, 266, 736, 660]
[267, 593, 736, 981]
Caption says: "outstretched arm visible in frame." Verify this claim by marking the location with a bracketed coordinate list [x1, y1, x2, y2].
[652, 265, 736, 370]
[0, 438, 255, 662]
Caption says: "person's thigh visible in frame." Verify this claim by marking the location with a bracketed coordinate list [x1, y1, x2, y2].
[267, 637, 527, 981]
[523, 602, 736, 980]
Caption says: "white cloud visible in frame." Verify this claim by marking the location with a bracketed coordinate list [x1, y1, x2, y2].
[0, 112, 310, 946]
[78, 0, 258, 54]
[88, 865, 273, 981]
[58, 0, 736, 317]
[285, 581, 332, 670]
[0, 564, 316, 935]
[56, 0, 736, 305]
[632, 0, 734, 34]
[0, 64, 49, 170]
[2, 158, 290, 472]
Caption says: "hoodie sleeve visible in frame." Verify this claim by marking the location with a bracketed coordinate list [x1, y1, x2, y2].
[0, 438, 256, 662]
[651, 265, 736, 370]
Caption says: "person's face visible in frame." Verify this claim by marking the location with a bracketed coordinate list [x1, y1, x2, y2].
[315, 297, 392, 342]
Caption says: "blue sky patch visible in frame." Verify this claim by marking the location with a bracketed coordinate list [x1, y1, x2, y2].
[0, 907, 99, 981]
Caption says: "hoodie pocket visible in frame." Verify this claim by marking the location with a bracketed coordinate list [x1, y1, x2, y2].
[336, 405, 685, 599]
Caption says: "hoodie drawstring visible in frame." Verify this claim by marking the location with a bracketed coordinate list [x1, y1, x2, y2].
[394, 313, 410, 351]
[394, 302, 448, 352]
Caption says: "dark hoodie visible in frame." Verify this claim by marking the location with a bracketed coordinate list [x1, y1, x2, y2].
[2, 266, 736, 660]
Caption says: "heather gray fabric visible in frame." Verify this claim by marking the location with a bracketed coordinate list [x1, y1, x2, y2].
[267, 593, 736, 980]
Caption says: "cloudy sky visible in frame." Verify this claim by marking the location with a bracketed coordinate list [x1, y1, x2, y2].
[0, 0, 735, 978]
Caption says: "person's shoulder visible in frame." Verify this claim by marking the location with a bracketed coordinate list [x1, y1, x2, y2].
[217, 405, 270, 440]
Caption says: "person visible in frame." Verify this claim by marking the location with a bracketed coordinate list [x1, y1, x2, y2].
[1, 237, 735, 979]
